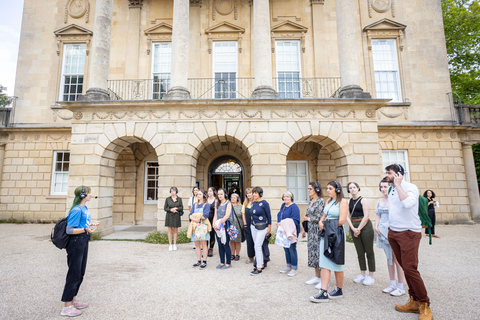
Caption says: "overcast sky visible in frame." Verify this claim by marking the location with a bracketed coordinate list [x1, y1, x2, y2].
[0, 1, 24, 96]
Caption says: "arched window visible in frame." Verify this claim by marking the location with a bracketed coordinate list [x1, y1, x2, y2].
[214, 159, 242, 173]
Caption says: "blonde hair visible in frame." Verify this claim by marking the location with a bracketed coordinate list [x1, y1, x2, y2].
[244, 188, 253, 207]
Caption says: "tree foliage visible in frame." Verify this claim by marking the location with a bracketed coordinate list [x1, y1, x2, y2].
[0, 84, 12, 108]
[442, 0, 480, 104]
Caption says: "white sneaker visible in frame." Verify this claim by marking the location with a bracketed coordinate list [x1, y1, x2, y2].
[383, 285, 396, 293]
[315, 282, 323, 289]
[305, 277, 321, 285]
[279, 267, 291, 274]
[363, 276, 375, 286]
[287, 269, 298, 277]
[390, 288, 406, 297]
[353, 274, 366, 283]
[173, 244, 177, 251]
[169, 245, 173, 251]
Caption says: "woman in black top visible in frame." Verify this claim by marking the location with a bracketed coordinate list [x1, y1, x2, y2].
[249, 186, 271, 276]
[207, 187, 218, 256]
[424, 190, 439, 238]
[346, 182, 376, 286]
[164, 186, 183, 251]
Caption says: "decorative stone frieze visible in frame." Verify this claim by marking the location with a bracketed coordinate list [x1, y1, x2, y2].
[311, 0, 325, 4]
[64, 0, 90, 24]
[270, 20, 308, 53]
[128, 0, 143, 8]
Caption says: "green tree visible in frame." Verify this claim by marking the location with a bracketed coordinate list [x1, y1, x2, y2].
[442, 0, 480, 104]
[0, 84, 12, 107]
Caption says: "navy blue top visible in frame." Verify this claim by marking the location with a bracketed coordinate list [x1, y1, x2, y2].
[277, 203, 301, 235]
[250, 200, 271, 226]
[189, 202, 210, 219]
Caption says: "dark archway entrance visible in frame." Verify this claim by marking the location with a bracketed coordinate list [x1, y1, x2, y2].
[208, 156, 244, 200]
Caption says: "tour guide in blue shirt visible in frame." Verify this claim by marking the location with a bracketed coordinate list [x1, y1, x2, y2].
[385, 164, 433, 320]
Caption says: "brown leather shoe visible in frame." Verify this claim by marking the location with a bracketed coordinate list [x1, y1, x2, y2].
[395, 296, 420, 313]
[418, 302, 433, 320]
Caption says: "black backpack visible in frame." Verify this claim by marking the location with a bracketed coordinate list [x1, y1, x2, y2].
[51, 217, 70, 249]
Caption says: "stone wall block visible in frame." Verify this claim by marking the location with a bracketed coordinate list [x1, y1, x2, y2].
[287, 122, 303, 141]
[113, 123, 126, 137]
[242, 133, 256, 148]
[250, 122, 269, 133]
[297, 121, 312, 137]
[327, 122, 343, 142]
[235, 122, 250, 142]
[353, 143, 379, 154]
[269, 121, 287, 132]
[203, 122, 218, 137]
[216, 120, 227, 137]
[342, 121, 361, 133]
[86, 123, 105, 134]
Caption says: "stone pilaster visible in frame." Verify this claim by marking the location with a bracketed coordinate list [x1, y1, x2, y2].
[251, 0, 279, 99]
[335, 0, 371, 99]
[462, 143, 480, 221]
[80, 0, 113, 101]
[164, 0, 191, 100]
[125, 1, 143, 79]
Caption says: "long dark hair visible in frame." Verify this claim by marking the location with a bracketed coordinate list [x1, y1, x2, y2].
[216, 188, 228, 209]
[309, 181, 322, 197]
[327, 181, 344, 205]
[197, 189, 207, 205]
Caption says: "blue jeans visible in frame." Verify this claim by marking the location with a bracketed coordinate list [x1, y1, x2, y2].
[284, 242, 298, 269]
[216, 233, 231, 264]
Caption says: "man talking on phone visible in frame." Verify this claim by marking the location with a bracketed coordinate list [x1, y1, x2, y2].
[384, 164, 432, 320]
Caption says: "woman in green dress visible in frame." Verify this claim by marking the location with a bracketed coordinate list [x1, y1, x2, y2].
[164, 186, 183, 251]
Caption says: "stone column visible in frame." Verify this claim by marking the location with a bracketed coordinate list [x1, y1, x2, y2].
[81, 0, 113, 101]
[164, 0, 191, 100]
[124, 0, 143, 79]
[251, 0, 279, 99]
[335, 0, 371, 98]
[462, 143, 480, 220]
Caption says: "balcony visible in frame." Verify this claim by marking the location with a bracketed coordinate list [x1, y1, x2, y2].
[456, 104, 480, 126]
[0, 96, 16, 127]
[107, 77, 341, 101]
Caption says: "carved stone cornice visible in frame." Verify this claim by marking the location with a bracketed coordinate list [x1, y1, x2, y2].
[311, 0, 325, 4]
[190, 0, 203, 7]
[128, 0, 143, 8]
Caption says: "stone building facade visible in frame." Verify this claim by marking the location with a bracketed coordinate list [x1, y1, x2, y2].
[1, 0, 479, 234]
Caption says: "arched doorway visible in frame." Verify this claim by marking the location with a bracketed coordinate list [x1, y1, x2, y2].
[208, 156, 244, 200]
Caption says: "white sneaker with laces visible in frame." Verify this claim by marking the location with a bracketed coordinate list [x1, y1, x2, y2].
[383, 285, 396, 293]
[279, 267, 292, 274]
[315, 282, 323, 289]
[169, 245, 173, 251]
[353, 274, 366, 283]
[173, 244, 177, 251]
[305, 277, 321, 285]
[390, 288, 406, 297]
[287, 269, 298, 277]
[363, 276, 375, 286]
[60, 305, 82, 317]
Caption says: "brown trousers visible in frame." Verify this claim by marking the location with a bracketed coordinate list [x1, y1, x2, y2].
[388, 229, 430, 303]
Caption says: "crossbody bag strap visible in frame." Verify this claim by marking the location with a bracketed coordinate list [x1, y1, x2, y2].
[349, 196, 362, 218]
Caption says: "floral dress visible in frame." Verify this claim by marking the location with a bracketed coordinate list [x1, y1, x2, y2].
[306, 197, 325, 268]
[375, 199, 393, 265]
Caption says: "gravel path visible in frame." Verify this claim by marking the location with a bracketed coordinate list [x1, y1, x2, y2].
[0, 223, 478, 319]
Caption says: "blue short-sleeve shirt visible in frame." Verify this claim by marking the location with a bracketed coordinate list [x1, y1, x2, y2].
[67, 205, 91, 229]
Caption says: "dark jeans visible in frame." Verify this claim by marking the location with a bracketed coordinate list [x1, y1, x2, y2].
[216, 234, 231, 264]
[284, 242, 298, 269]
[244, 225, 255, 259]
[208, 217, 216, 249]
[350, 219, 376, 272]
[61, 233, 90, 302]
[388, 229, 429, 303]
[426, 208, 436, 235]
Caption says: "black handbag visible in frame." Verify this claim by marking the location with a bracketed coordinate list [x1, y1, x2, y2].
[253, 221, 268, 230]
[302, 220, 309, 233]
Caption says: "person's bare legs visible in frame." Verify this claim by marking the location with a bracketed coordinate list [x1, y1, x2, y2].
[334, 271, 344, 289]
[201, 241, 208, 261]
[167, 227, 173, 245]
[320, 268, 331, 290]
[195, 241, 202, 261]
[315, 268, 321, 278]
[173, 228, 178, 245]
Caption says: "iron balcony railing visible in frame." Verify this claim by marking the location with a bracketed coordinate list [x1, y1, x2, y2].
[107, 77, 341, 101]
[0, 96, 16, 127]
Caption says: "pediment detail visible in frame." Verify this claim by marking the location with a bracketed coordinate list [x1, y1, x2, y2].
[205, 21, 245, 34]
[54, 24, 93, 36]
[205, 22, 245, 54]
[53, 24, 92, 56]
[144, 23, 173, 55]
[363, 19, 406, 31]
[270, 20, 308, 53]
[271, 20, 308, 33]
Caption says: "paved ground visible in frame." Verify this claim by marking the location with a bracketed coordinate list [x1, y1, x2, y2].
[1, 223, 478, 320]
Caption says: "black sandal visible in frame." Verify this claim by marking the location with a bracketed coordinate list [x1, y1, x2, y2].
[235, 255, 240, 261]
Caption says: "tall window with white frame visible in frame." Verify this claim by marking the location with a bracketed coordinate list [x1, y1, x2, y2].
[382, 150, 410, 182]
[152, 42, 171, 99]
[286, 161, 308, 203]
[372, 39, 402, 102]
[145, 162, 159, 203]
[51, 151, 70, 195]
[213, 41, 237, 99]
[60, 44, 86, 101]
[276, 41, 301, 99]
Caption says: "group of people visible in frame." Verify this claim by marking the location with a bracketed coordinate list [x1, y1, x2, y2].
[59, 163, 434, 319]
